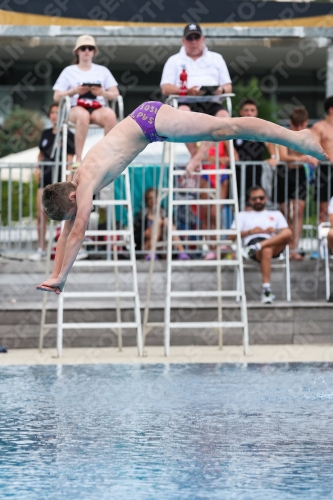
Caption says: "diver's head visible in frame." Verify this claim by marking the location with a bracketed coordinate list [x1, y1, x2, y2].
[42, 181, 77, 221]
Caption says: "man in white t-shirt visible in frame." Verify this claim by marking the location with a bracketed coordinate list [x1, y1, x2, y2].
[231, 186, 292, 303]
[53, 35, 119, 163]
[160, 23, 232, 168]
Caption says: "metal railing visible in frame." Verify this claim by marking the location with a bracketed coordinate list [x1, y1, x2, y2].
[0, 162, 55, 255]
[0, 161, 331, 259]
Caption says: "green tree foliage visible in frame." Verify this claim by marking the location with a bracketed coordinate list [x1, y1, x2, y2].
[0, 106, 44, 158]
[233, 77, 279, 122]
[1, 180, 37, 225]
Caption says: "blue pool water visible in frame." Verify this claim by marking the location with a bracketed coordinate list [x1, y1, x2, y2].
[1, 363, 333, 499]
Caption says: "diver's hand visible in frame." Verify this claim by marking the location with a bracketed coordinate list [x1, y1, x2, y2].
[36, 276, 66, 294]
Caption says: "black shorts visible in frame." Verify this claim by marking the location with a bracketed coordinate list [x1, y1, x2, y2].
[313, 164, 333, 203]
[38, 165, 61, 188]
[71, 105, 96, 115]
[178, 101, 225, 116]
[235, 163, 262, 204]
[247, 236, 282, 261]
[273, 164, 307, 204]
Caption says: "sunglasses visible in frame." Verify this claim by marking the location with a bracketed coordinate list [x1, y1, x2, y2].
[79, 45, 95, 52]
[250, 196, 265, 201]
[186, 34, 201, 41]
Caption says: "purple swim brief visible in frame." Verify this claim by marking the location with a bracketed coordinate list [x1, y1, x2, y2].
[129, 101, 167, 143]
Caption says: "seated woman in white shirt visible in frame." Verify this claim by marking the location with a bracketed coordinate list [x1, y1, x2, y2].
[53, 35, 119, 163]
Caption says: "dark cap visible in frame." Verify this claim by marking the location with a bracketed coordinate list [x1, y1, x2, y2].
[183, 23, 202, 39]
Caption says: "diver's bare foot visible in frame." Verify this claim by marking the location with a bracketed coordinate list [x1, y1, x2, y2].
[298, 129, 328, 161]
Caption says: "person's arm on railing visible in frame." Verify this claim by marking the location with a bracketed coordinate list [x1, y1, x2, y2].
[34, 151, 43, 185]
[66, 154, 74, 181]
[265, 143, 279, 166]
[188, 137, 239, 173]
[278, 145, 313, 168]
[186, 141, 214, 173]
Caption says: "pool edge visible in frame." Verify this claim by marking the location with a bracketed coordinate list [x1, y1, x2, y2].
[1, 345, 333, 365]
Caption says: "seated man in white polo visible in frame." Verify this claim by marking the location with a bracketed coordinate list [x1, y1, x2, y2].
[160, 23, 232, 168]
[231, 186, 292, 304]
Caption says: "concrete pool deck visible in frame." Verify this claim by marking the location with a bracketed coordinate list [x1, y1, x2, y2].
[2, 258, 333, 349]
[1, 345, 333, 365]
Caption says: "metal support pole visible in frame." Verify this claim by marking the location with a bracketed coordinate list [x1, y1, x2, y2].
[142, 143, 168, 346]
[57, 293, 63, 357]
[39, 108, 64, 352]
[164, 142, 175, 356]
[326, 45, 333, 98]
[227, 99, 249, 355]
[125, 170, 143, 356]
[325, 239, 330, 301]
[215, 142, 223, 349]
[55, 121, 68, 356]
[285, 245, 291, 302]
[111, 182, 122, 351]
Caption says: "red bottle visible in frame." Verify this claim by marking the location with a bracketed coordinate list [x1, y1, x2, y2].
[179, 66, 187, 96]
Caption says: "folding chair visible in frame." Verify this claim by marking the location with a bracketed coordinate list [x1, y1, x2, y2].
[68, 96, 124, 130]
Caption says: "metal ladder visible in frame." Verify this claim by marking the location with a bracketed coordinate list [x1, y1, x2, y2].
[143, 94, 249, 356]
[39, 96, 143, 357]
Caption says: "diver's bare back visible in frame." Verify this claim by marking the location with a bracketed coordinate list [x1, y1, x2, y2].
[72, 116, 149, 194]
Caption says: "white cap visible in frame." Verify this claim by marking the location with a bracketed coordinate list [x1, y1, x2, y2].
[73, 35, 98, 54]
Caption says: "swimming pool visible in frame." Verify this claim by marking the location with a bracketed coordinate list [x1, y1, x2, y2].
[1, 363, 332, 499]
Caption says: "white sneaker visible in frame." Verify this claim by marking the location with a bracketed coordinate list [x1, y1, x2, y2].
[76, 248, 88, 261]
[29, 248, 46, 261]
[242, 246, 257, 260]
[261, 289, 275, 304]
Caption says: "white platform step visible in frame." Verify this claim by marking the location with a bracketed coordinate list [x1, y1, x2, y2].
[169, 321, 245, 328]
[170, 291, 242, 298]
[85, 230, 131, 237]
[171, 229, 237, 236]
[62, 322, 139, 329]
[171, 259, 240, 267]
[171, 199, 235, 206]
[82, 240, 127, 246]
[93, 200, 128, 206]
[63, 291, 135, 298]
[43, 321, 137, 329]
[172, 168, 233, 175]
[73, 260, 133, 267]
